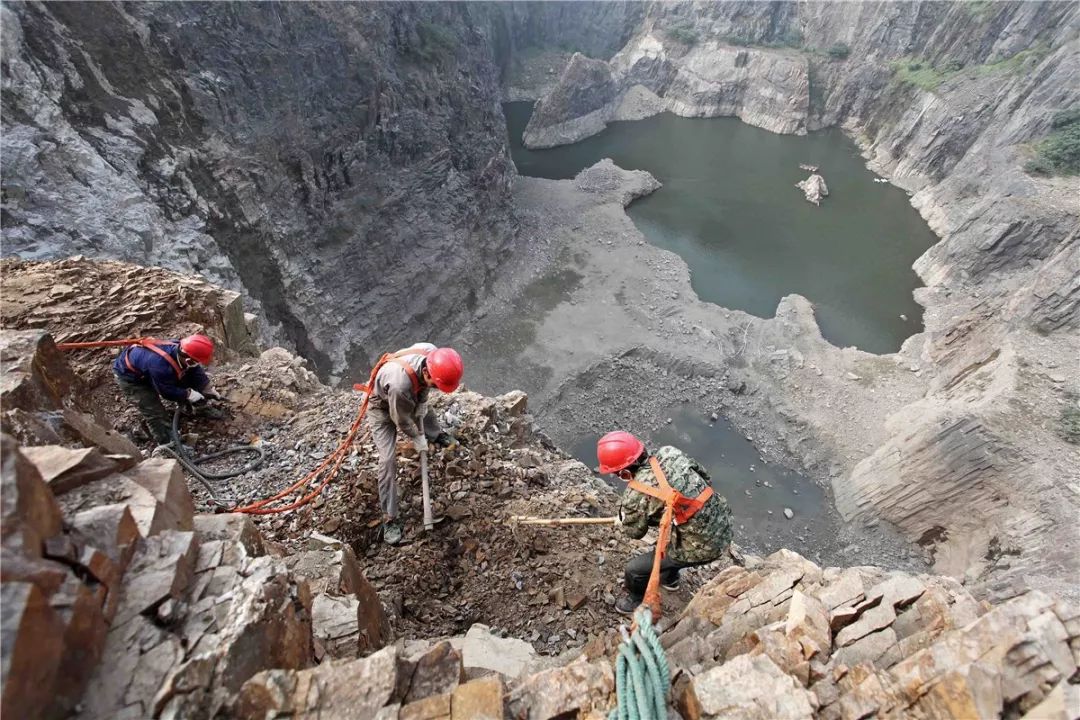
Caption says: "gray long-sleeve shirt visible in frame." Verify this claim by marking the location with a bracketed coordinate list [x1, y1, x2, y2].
[371, 343, 437, 441]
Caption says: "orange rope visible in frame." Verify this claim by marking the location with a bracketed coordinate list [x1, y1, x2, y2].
[55, 336, 390, 517]
[641, 503, 674, 620]
[56, 337, 151, 350]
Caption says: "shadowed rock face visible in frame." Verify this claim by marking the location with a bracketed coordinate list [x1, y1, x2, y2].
[2, 2, 515, 378]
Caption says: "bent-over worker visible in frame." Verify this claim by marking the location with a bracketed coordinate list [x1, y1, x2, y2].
[596, 431, 734, 614]
[367, 343, 463, 545]
[113, 335, 221, 448]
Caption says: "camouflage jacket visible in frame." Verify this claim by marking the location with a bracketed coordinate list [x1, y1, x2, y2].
[619, 445, 733, 564]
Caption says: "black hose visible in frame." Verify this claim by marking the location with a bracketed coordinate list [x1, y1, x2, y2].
[166, 405, 267, 509]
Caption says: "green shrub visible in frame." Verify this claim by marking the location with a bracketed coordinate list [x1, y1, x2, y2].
[1032, 120, 1080, 175]
[1052, 107, 1080, 129]
[1061, 398, 1080, 444]
[1023, 155, 1054, 176]
[891, 58, 950, 91]
[413, 20, 457, 64]
[826, 43, 850, 60]
[780, 28, 804, 48]
[667, 20, 699, 46]
[941, 59, 964, 73]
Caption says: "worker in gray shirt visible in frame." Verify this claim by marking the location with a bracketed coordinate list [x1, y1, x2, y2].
[367, 343, 464, 545]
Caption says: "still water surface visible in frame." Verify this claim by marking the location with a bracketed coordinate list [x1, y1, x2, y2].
[505, 102, 938, 354]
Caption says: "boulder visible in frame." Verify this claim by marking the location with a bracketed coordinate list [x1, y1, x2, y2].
[507, 658, 614, 720]
[311, 593, 362, 659]
[112, 530, 198, 627]
[795, 174, 829, 206]
[681, 654, 814, 720]
[21, 445, 121, 495]
[234, 646, 406, 719]
[284, 543, 390, 655]
[448, 623, 538, 679]
[451, 676, 504, 720]
[405, 641, 464, 703]
[0, 434, 63, 557]
[124, 458, 195, 532]
[50, 574, 109, 715]
[0, 582, 64, 719]
[70, 503, 142, 571]
[193, 512, 266, 564]
[60, 408, 141, 459]
[497, 390, 528, 418]
[400, 692, 451, 720]
[0, 330, 80, 413]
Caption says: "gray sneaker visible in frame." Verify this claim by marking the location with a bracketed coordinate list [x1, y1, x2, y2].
[383, 518, 404, 546]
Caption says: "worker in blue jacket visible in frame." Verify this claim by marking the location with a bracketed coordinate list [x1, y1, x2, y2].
[113, 334, 221, 447]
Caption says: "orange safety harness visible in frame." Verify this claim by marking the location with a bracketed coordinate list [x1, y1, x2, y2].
[352, 347, 429, 399]
[58, 336, 186, 380]
[628, 456, 714, 619]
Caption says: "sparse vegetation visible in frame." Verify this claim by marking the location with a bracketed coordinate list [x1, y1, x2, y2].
[826, 43, 850, 60]
[667, 20, 699, 46]
[1060, 393, 1080, 444]
[891, 45, 1048, 93]
[413, 20, 457, 65]
[1025, 108, 1080, 176]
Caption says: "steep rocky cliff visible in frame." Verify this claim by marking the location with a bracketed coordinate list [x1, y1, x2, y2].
[1, 258, 1077, 720]
[503, 1, 1080, 603]
[2, 2, 514, 378]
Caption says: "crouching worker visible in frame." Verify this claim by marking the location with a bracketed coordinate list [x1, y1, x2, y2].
[113, 335, 221, 449]
[367, 343, 463, 546]
[596, 431, 734, 615]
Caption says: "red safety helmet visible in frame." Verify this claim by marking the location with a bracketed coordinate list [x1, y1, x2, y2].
[179, 334, 214, 365]
[426, 347, 463, 393]
[597, 431, 646, 474]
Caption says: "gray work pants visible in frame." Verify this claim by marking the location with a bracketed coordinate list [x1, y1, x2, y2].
[115, 374, 172, 444]
[367, 404, 440, 520]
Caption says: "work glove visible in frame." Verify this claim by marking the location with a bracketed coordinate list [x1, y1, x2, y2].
[412, 436, 429, 454]
[186, 389, 206, 404]
[434, 432, 458, 449]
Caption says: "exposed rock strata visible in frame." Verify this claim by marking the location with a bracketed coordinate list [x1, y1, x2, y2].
[1, 2, 515, 377]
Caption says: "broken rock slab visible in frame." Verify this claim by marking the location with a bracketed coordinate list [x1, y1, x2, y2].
[21, 444, 123, 495]
[507, 658, 614, 720]
[405, 641, 465, 703]
[234, 645, 407, 719]
[70, 503, 142, 571]
[60, 408, 140, 459]
[0, 434, 63, 557]
[448, 623, 538, 679]
[0, 582, 65, 720]
[680, 654, 815, 720]
[124, 458, 195, 532]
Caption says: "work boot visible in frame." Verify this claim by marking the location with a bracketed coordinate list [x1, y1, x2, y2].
[615, 594, 641, 616]
[661, 577, 681, 591]
[383, 518, 404, 546]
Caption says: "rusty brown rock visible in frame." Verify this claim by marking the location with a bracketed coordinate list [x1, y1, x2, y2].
[124, 458, 195, 532]
[0, 330, 81, 413]
[112, 530, 198, 627]
[405, 641, 464, 703]
[70, 503, 142, 571]
[0, 582, 64, 719]
[400, 692, 451, 720]
[234, 645, 405, 719]
[21, 445, 120, 495]
[451, 675, 504, 720]
[507, 659, 614, 720]
[60, 408, 141, 460]
[0, 434, 63, 557]
[687, 654, 814, 720]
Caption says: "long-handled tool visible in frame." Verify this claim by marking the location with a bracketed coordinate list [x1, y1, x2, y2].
[510, 515, 619, 526]
[420, 449, 434, 531]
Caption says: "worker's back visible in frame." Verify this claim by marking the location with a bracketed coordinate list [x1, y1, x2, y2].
[620, 445, 733, 564]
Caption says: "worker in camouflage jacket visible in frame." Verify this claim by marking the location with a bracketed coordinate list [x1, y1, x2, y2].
[597, 431, 734, 614]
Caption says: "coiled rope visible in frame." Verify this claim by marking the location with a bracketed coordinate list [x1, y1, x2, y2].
[610, 607, 671, 720]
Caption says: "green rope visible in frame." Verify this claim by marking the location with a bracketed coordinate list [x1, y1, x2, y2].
[609, 607, 672, 720]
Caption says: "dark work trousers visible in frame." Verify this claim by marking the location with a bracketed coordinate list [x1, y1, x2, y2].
[624, 548, 715, 601]
[115, 375, 172, 444]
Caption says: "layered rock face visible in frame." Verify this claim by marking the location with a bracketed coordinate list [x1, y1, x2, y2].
[1, 2, 514, 377]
